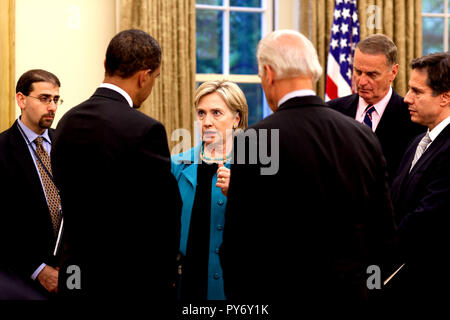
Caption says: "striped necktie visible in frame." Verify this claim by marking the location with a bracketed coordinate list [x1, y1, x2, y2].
[410, 132, 432, 172]
[34, 137, 61, 237]
[363, 104, 376, 129]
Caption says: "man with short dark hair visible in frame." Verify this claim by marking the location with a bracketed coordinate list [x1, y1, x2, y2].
[391, 52, 450, 306]
[0, 69, 63, 298]
[328, 34, 425, 184]
[52, 29, 181, 302]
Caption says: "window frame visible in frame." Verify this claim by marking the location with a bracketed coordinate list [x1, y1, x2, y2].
[195, 0, 274, 84]
[422, 0, 449, 52]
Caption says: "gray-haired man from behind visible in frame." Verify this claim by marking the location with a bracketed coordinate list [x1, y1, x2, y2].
[220, 30, 397, 313]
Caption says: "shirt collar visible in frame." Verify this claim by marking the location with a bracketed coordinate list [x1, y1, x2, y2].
[99, 83, 133, 107]
[359, 86, 393, 115]
[17, 117, 51, 145]
[278, 90, 316, 108]
[429, 115, 450, 142]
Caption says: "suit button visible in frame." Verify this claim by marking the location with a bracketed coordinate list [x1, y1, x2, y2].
[217, 225, 223, 230]
[217, 200, 224, 206]
[215, 248, 220, 254]
[213, 273, 220, 280]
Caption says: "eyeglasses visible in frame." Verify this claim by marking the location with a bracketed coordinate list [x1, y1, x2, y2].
[26, 95, 63, 106]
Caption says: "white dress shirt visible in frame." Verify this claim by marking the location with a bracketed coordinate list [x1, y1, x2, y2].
[277, 90, 316, 108]
[355, 87, 393, 132]
[99, 83, 133, 107]
[427, 115, 450, 150]
[17, 118, 52, 280]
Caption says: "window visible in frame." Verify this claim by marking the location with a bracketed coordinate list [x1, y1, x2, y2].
[195, 0, 274, 126]
[422, 0, 449, 54]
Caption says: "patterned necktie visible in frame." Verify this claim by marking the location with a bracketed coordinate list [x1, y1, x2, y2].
[363, 104, 376, 129]
[410, 132, 432, 172]
[34, 137, 61, 237]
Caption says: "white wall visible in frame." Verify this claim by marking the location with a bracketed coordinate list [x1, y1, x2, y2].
[15, 0, 117, 126]
[275, 0, 300, 31]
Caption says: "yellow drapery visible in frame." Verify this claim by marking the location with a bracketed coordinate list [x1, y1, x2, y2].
[120, 0, 196, 150]
[0, 0, 15, 132]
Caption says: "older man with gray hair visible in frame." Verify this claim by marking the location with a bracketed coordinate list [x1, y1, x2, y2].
[220, 30, 397, 312]
[328, 34, 425, 184]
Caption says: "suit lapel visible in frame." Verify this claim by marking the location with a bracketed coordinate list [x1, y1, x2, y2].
[394, 134, 421, 193]
[375, 90, 402, 135]
[346, 95, 359, 118]
[409, 125, 450, 177]
[9, 122, 48, 201]
[179, 145, 201, 188]
[328, 94, 359, 118]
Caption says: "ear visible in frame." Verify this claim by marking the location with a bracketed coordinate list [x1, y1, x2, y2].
[16, 92, 26, 111]
[138, 69, 151, 88]
[234, 112, 241, 128]
[390, 63, 399, 82]
[440, 91, 450, 108]
[264, 64, 276, 85]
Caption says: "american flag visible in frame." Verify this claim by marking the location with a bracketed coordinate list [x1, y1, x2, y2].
[325, 0, 360, 101]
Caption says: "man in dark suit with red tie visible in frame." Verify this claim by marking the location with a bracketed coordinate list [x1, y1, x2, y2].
[327, 34, 425, 184]
[391, 52, 450, 307]
[0, 69, 63, 298]
[52, 29, 181, 306]
[220, 30, 397, 314]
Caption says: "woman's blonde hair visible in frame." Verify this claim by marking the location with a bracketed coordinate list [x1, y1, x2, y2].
[195, 80, 249, 130]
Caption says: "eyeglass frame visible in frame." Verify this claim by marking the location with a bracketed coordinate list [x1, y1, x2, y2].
[26, 94, 63, 106]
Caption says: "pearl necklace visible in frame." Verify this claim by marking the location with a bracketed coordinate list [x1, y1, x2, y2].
[200, 143, 232, 163]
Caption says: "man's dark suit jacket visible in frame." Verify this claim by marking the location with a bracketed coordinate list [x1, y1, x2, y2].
[0, 122, 57, 297]
[0, 270, 47, 300]
[220, 96, 397, 311]
[52, 88, 181, 303]
[327, 90, 426, 184]
[390, 123, 450, 305]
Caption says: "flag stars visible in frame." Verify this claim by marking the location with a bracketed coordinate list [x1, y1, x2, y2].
[327, 0, 359, 97]
[347, 54, 353, 64]
[331, 39, 339, 50]
[347, 68, 353, 80]
[332, 24, 340, 34]
[342, 8, 351, 19]
[334, 9, 341, 20]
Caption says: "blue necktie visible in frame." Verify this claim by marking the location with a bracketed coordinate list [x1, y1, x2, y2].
[363, 104, 376, 129]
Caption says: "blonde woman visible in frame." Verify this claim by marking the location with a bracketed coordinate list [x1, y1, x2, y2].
[171, 80, 248, 300]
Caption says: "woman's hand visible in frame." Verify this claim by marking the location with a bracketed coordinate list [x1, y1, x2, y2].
[216, 163, 231, 197]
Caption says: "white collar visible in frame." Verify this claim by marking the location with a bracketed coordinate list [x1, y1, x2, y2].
[429, 115, 450, 142]
[358, 86, 393, 115]
[99, 83, 133, 107]
[17, 117, 51, 145]
[278, 90, 316, 108]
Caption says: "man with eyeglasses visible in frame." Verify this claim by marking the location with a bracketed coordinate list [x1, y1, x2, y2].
[0, 69, 63, 299]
